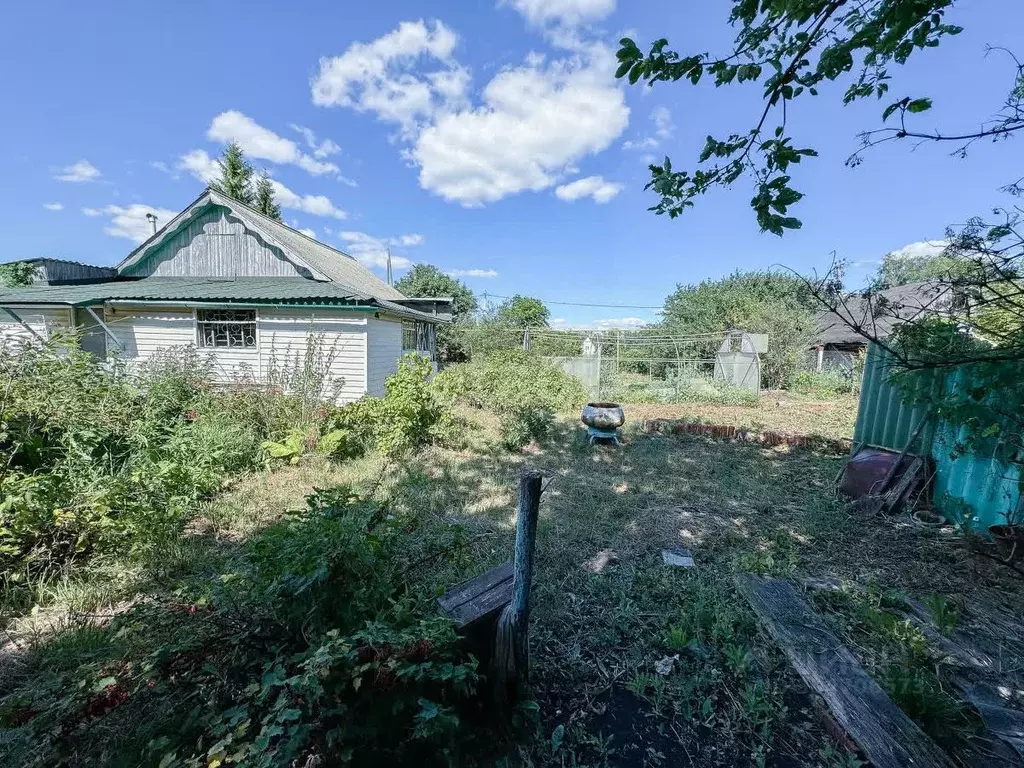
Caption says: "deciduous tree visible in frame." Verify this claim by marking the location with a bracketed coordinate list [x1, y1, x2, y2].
[616, 3, 1022, 235]
[496, 295, 550, 329]
[395, 265, 478, 363]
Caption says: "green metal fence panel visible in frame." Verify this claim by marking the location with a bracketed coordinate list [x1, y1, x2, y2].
[852, 344, 1021, 530]
[853, 345, 936, 454]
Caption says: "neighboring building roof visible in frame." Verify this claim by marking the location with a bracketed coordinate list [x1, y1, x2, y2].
[814, 280, 956, 346]
[117, 189, 408, 301]
[0, 277, 445, 323]
[0, 257, 118, 286]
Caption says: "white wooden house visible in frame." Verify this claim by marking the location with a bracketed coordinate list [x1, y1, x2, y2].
[0, 189, 450, 401]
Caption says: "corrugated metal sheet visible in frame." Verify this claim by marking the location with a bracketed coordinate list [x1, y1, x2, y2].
[853, 344, 1021, 529]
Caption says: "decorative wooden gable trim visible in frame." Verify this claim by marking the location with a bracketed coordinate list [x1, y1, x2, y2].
[116, 189, 331, 281]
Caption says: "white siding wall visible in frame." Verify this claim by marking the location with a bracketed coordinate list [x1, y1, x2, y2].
[0, 308, 72, 346]
[103, 306, 368, 403]
[259, 309, 367, 403]
[366, 317, 403, 396]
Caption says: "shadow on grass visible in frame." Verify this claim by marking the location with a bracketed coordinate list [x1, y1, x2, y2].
[6, 411, 1017, 766]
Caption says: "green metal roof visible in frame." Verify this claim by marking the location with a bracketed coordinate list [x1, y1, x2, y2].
[0, 277, 444, 322]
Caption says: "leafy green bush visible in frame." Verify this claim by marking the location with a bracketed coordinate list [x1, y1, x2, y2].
[1, 485, 480, 766]
[499, 406, 555, 450]
[434, 348, 587, 413]
[789, 369, 851, 398]
[434, 350, 583, 450]
[0, 339, 267, 579]
[602, 371, 759, 406]
[326, 355, 454, 459]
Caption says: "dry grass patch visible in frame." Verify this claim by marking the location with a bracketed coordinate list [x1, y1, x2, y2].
[625, 392, 859, 441]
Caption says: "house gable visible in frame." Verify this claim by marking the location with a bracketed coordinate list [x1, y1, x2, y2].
[121, 204, 319, 280]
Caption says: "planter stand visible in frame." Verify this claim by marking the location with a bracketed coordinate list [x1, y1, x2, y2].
[586, 425, 621, 446]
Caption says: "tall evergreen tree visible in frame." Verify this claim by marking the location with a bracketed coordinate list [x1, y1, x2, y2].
[254, 171, 282, 220]
[210, 141, 254, 205]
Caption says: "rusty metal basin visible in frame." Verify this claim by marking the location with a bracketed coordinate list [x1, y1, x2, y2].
[581, 402, 625, 430]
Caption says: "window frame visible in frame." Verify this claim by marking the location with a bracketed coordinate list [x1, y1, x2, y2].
[400, 319, 436, 361]
[195, 308, 258, 350]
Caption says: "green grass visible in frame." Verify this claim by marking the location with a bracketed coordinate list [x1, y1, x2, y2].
[3, 405, 1021, 765]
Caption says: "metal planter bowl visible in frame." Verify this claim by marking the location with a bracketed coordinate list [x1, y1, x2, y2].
[581, 402, 625, 430]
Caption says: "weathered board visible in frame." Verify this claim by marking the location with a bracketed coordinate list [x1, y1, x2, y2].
[437, 561, 513, 630]
[735, 573, 954, 768]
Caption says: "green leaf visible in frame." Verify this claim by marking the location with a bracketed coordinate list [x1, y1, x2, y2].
[551, 724, 565, 753]
[906, 97, 932, 113]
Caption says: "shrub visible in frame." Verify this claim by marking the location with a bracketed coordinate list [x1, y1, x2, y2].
[0, 339, 268, 579]
[1, 485, 481, 766]
[326, 355, 453, 459]
[789, 369, 851, 398]
[601, 370, 759, 406]
[499, 406, 555, 450]
[434, 349, 588, 413]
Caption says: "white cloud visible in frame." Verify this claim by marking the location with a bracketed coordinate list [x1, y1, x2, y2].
[42, 202, 63, 211]
[886, 240, 948, 260]
[593, 316, 647, 329]
[337, 175, 359, 188]
[651, 106, 673, 139]
[414, 44, 628, 205]
[207, 111, 339, 176]
[270, 180, 348, 219]
[447, 268, 498, 278]
[311, 20, 468, 135]
[622, 136, 658, 151]
[290, 124, 343, 160]
[550, 317, 567, 326]
[315, 138, 341, 159]
[555, 175, 622, 203]
[178, 149, 348, 219]
[338, 230, 422, 269]
[506, 0, 616, 27]
[393, 233, 424, 246]
[298, 228, 317, 238]
[622, 107, 673, 151]
[55, 160, 101, 183]
[179, 149, 219, 183]
[92, 204, 178, 243]
[313, 21, 629, 206]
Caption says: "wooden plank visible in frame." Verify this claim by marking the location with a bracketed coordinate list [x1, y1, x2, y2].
[437, 561, 513, 629]
[735, 573, 954, 768]
[882, 456, 926, 514]
[438, 561, 512, 613]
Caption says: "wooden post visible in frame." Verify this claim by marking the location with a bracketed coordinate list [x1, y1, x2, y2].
[493, 471, 542, 711]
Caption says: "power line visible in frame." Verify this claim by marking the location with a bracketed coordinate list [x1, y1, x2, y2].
[481, 292, 664, 311]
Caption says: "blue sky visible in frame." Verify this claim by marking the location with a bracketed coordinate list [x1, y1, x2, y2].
[1, 0, 1021, 327]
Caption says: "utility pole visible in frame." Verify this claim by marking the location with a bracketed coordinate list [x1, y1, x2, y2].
[386, 248, 393, 286]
